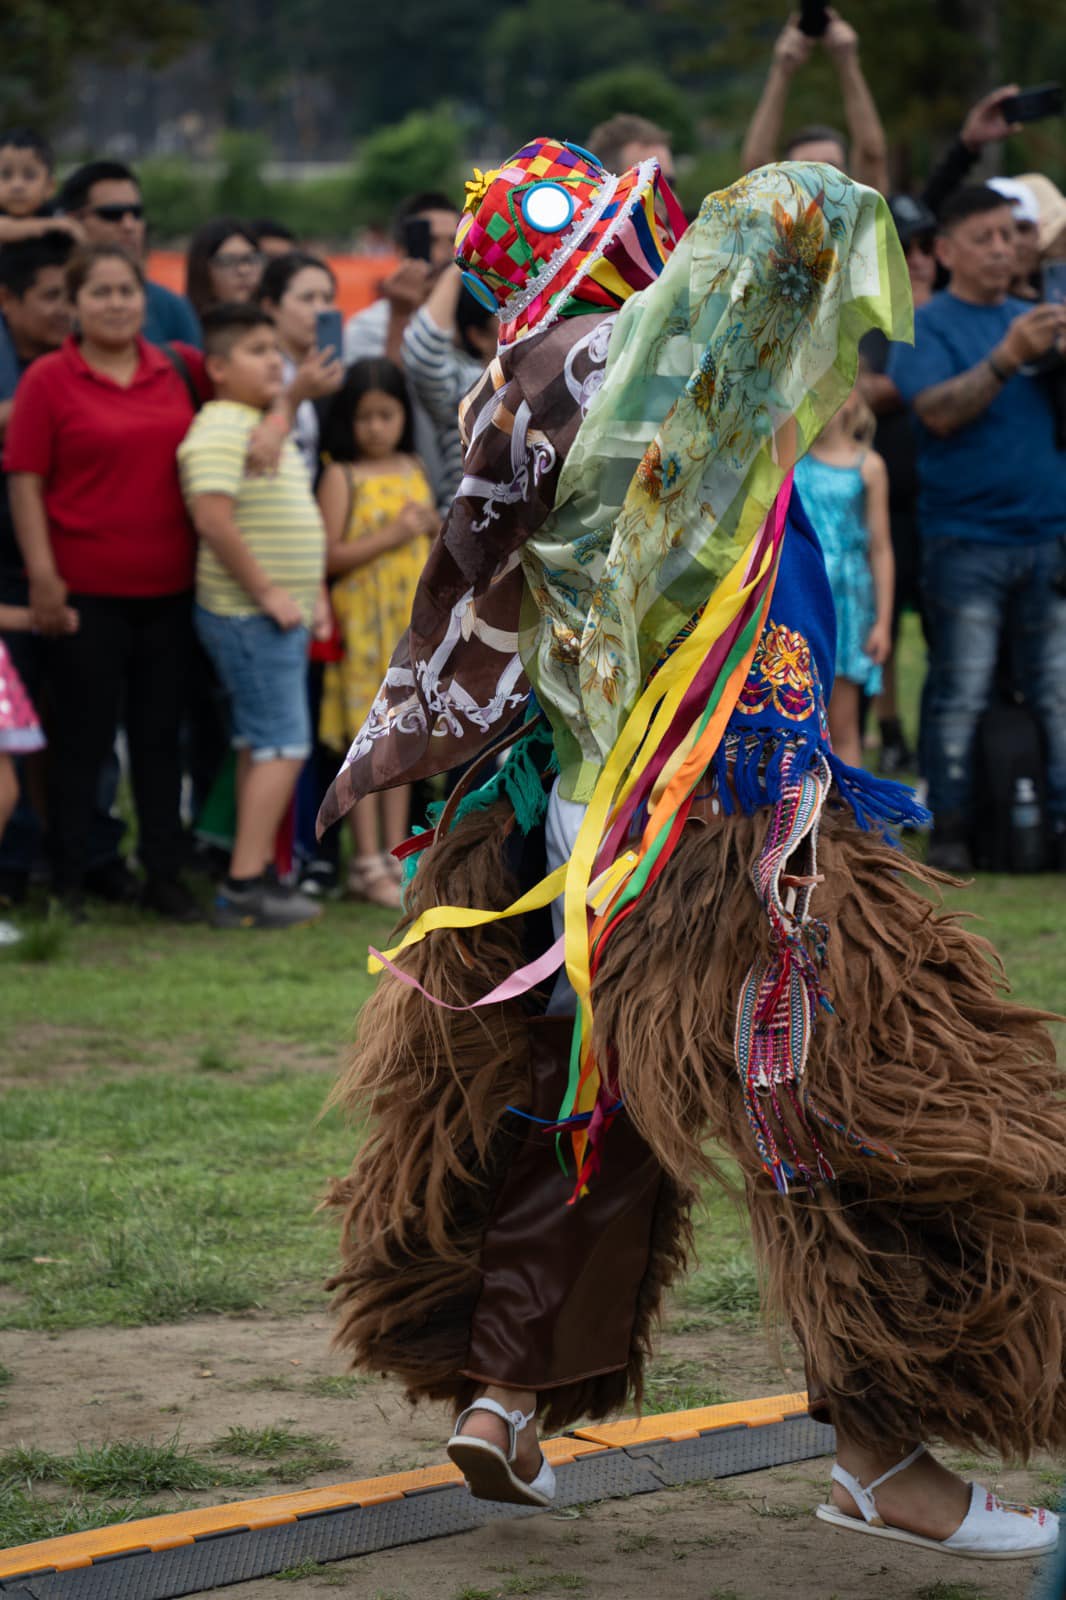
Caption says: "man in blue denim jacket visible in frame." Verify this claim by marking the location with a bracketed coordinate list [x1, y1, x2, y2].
[890, 184, 1066, 871]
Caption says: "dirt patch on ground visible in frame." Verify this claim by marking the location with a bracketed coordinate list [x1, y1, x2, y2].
[1, 1313, 1056, 1600]
[0, 1026, 340, 1088]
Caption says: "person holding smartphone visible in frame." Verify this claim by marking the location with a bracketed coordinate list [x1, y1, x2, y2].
[258, 251, 344, 480]
[986, 176, 1043, 298]
[342, 192, 459, 510]
[343, 192, 458, 367]
[888, 184, 1066, 873]
[740, 7, 889, 195]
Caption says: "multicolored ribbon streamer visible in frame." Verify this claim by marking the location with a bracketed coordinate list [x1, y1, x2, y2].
[365, 478, 793, 1200]
[555, 481, 791, 1193]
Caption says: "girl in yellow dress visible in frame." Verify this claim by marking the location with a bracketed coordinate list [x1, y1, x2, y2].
[317, 359, 439, 907]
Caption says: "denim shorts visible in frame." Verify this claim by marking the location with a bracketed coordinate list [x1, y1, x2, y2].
[194, 606, 311, 762]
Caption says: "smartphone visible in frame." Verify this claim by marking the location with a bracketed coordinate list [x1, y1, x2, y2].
[402, 217, 433, 262]
[1000, 83, 1063, 124]
[1042, 261, 1066, 305]
[798, 0, 830, 37]
[315, 309, 343, 360]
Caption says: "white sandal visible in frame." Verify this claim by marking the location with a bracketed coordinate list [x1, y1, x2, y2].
[346, 854, 402, 910]
[816, 1443, 1059, 1560]
[446, 1397, 557, 1508]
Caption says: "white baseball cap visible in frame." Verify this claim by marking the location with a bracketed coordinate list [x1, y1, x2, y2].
[986, 177, 1041, 226]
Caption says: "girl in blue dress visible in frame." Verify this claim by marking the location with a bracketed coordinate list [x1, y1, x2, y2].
[794, 389, 894, 766]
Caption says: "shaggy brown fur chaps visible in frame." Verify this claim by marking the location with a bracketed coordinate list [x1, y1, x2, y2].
[325, 797, 1066, 1455]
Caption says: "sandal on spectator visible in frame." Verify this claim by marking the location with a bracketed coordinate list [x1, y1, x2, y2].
[381, 850, 404, 885]
[347, 854, 402, 910]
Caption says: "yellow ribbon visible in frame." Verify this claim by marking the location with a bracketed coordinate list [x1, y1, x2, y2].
[368, 862, 567, 973]
[559, 517, 780, 1141]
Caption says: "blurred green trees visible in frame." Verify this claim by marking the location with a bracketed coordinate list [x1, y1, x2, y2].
[2, 0, 197, 129]
[138, 109, 463, 243]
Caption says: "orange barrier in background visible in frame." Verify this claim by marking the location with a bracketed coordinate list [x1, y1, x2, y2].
[147, 251, 398, 320]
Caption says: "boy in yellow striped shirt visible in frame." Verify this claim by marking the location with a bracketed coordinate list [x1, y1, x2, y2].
[178, 303, 327, 929]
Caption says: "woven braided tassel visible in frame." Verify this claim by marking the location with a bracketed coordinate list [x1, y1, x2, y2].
[733, 748, 835, 1194]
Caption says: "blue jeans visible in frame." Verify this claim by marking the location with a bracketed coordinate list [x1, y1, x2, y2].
[193, 607, 311, 761]
[921, 536, 1066, 825]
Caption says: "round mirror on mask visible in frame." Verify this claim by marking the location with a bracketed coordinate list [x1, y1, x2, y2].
[521, 182, 576, 234]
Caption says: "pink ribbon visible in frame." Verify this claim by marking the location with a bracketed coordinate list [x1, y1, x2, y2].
[368, 934, 566, 1011]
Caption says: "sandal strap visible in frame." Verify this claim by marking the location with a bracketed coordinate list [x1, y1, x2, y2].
[452, 1398, 536, 1463]
[831, 1444, 927, 1525]
[352, 854, 391, 882]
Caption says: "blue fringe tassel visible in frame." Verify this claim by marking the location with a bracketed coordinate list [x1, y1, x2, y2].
[825, 750, 931, 834]
[403, 729, 929, 892]
[708, 733, 929, 840]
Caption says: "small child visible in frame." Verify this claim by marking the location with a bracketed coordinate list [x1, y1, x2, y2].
[178, 302, 329, 930]
[317, 359, 438, 909]
[793, 389, 893, 768]
[0, 129, 80, 393]
[0, 600, 76, 943]
[0, 129, 80, 244]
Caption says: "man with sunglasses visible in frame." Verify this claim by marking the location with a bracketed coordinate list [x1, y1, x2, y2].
[56, 161, 201, 349]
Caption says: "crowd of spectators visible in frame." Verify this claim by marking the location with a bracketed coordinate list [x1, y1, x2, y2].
[0, 28, 1063, 944]
[0, 136, 484, 933]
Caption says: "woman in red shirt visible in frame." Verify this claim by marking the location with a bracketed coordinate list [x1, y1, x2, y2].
[5, 244, 206, 917]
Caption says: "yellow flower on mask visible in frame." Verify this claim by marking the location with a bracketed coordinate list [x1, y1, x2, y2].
[463, 167, 500, 215]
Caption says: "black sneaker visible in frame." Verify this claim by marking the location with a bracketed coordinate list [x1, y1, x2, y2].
[185, 837, 231, 880]
[878, 738, 916, 777]
[877, 719, 915, 777]
[141, 877, 204, 923]
[212, 878, 322, 930]
[1051, 824, 1066, 874]
[84, 858, 141, 904]
[262, 864, 294, 896]
[927, 825, 974, 875]
[298, 859, 340, 899]
[0, 868, 29, 908]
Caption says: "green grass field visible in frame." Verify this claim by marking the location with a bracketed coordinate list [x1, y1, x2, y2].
[1, 864, 1060, 1336]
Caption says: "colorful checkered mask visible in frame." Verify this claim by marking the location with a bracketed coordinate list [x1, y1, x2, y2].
[455, 135, 688, 347]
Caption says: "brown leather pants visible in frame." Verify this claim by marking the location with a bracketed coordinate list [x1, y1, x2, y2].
[463, 1015, 663, 1392]
[462, 1014, 830, 1426]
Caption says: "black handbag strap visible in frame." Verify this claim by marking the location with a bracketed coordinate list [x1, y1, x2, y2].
[162, 342, 202, 413]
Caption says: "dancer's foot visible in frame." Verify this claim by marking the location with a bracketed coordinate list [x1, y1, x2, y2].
[447, 1385, 556, 1508]
[831, 1442, 970, 1541]
[821, 1439, 1057, 1558]
[454, 1386, 542, 1484]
